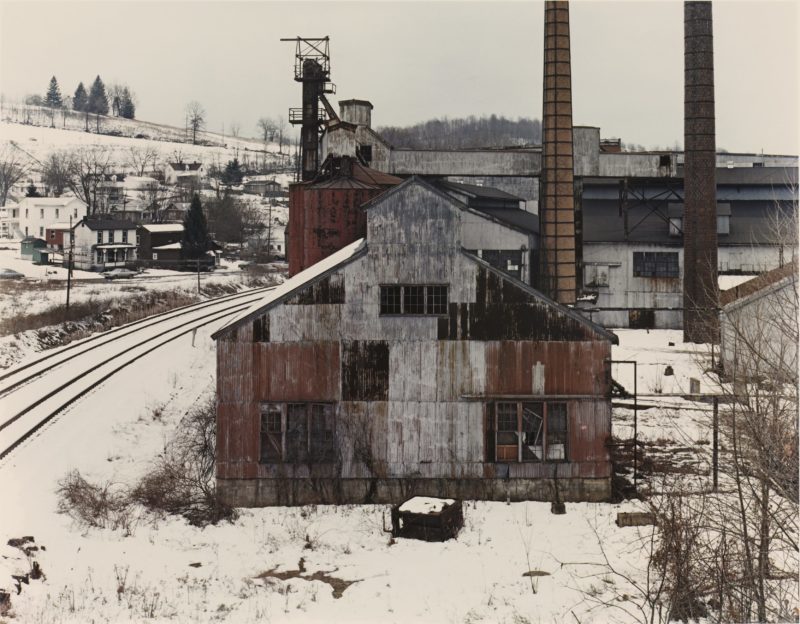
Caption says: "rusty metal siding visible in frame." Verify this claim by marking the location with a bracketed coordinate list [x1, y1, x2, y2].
[342, 340, 389, 401]
[287, 184, 306, 275]
[252, 342, 341, 402]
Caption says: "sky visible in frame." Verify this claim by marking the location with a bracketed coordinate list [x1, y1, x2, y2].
[1, 0, 798, 154]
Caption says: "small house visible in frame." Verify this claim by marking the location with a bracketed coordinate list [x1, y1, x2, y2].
[20, 236, 47, 261]
[66, 218, 138, 271]
[138, 223, 184, 268]
[164, 161, 204, 186]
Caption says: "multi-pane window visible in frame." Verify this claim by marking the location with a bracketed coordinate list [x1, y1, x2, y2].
[259, 403, 336, 464]
[632, 252, 679, 278]
[108, 230, 115, 243]
[493, 401, 568, 462]
[379, 284, 449, 316]
[97, 231, 102, 244]
[122, 230, 128, 243]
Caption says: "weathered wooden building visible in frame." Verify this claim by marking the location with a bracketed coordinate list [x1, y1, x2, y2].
[213, 177, 617, 506]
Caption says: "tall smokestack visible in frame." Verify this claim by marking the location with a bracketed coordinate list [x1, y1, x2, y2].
[540, 0, 577, 305]
[683, 1, 719, 342]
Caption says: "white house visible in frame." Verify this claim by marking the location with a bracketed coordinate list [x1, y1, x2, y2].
[65, 218, 138, 271]
[10, 197, 88, 240]
[164, 161, 204, 186]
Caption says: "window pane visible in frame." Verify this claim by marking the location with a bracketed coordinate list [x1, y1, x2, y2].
[426, 285, 448, 315]
[496, 402, 518, 451]
[546, 403, 568, 461]
[380, 285, 401, 314]
[403, 285, 425, 314]
[521, 403, 544, 461]
[286, 404, 308, 463]
[310, 404, 335, 462]
[260, 404, 282, 462]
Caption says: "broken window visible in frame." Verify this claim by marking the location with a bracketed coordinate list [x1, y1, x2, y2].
[260, 404, 283, 462]
[259, 402, 337, 464]
[380, 284, 449, 316]
[493, 401, 568, 462]
[584, 264, 610, 287]
[632, 252, 679, 278]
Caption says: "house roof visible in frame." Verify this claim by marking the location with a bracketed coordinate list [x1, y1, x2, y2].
[141, 223, 184, 233]
[167, 162, 203, 171]
[152, 242, 182, 250]
[212, 238, 368, 340]
[720, 259, 798, 307]
[81, 218, 136, 231]
[47, 222, 74, 231]
[17, 197, 84, 207]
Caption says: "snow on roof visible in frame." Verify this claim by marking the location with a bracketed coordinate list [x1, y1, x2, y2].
[141, 223, 184, 233]
[151, 242, 182, 250]
[17, 196, 83, 207]
[47, 222, 73, 230]
[212, 238, 367, 339]
[398, 497, 455, 514]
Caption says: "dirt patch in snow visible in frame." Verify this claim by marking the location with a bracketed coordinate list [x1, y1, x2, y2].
[257, 557, 360, 599]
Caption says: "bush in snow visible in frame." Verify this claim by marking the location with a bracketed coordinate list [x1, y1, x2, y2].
[56, 470, 135, 534]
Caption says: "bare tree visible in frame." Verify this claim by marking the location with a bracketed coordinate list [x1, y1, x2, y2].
[41, 151, 72, 197]
[65, 146, 113, 214]
[185, 101, 205, 145]
[0, 143, 30, 206]
[275, 115, 287, 153]
[125, 146, 160, 177]
[229, 121, 241, 138]
[256, 117, 277, 145]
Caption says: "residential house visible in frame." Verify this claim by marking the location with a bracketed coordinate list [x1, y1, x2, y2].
[11, 197, 87, 240]
[45, 222, 74, 250]
[243, 177, 284, 198]
[66, 218, 138, 271]
[212, 177, 617, 507]
[164, 161, 204, 186]
[138, 223, 184, 268]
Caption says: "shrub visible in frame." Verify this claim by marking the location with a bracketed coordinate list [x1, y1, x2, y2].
[56, 470, 135, 533]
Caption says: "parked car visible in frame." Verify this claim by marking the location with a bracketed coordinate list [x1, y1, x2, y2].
[0, 268, 24, 280]
[103, 268, 138, 280]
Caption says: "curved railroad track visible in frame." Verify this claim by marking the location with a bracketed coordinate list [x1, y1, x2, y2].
[0, 286, 272, 462]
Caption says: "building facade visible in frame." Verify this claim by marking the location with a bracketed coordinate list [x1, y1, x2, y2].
[66, 218, 138, 271]
[213, 178, 617, 506]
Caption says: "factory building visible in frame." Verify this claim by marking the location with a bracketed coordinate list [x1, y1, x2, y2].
[213, 177, 617, 506]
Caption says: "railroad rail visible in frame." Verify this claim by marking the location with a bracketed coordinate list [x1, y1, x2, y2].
[0, 286, 273, 462]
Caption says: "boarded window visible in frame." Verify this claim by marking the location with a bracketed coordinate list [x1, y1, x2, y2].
[286, 404, 308, 463]
[493, 401, 568, 462]
[252, 315, 269, 342]
[632, 252, 679, 278]
[310, 404, 335, 462]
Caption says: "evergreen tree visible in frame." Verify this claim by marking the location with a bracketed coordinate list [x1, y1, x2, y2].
[181, 194, 210, 260]
[221, 158, 243, 186]
[119, 87, 135, 119]
[73, 82, 88, 111]
[45, 76, 62, 108]
[87, 75, 109, 115]
[25, 183, 41, 198]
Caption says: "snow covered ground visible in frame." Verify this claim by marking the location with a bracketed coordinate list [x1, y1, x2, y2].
[0, 323, 716, 623]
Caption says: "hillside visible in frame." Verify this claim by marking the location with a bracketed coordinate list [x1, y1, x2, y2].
[377, 115, 542, 149]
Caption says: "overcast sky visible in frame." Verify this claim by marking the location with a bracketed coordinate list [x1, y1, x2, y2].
[1, 0, 798, 154]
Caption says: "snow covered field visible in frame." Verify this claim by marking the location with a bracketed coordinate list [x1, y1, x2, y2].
[0, 323, 722, 623]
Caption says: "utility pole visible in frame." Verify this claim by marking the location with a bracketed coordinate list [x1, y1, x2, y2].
[66, 216, 74, 314]
[196, 258, 201, 295]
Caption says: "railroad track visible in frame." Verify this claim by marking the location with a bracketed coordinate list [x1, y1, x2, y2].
[0, 286, 273, 462]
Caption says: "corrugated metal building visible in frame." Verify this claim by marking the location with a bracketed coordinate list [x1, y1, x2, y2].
[213, 177, 617, 506]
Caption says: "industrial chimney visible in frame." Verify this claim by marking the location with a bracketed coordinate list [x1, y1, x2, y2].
[683, 1, 719, 342]
[540, 0, 577, 305]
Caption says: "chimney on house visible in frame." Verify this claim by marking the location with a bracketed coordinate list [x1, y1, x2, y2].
[539, 0, 577, 305]
[683, 1, 719, 343]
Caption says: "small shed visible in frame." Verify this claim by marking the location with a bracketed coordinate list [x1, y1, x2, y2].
[20, 237, 46, 260]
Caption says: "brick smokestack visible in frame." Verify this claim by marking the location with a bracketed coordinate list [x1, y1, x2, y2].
[540, 0, 577, 305]
[683, 1, 719, 342]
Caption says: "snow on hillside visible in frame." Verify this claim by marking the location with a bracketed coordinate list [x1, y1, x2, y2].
[0, 327, 723, 623]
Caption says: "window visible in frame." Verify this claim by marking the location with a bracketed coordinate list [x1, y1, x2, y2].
[669, 217, 682, 236]
[97, 231, 102, 244]
[39, 227, 43, 237]
[152, 252, 158, 260]
[584, 264, 610, 287]
[25, 209, 28, 218]
[632, 252, 679, 278]
[55, 208, 59, 219]
[122, 230, 128, 243]
[357, 144, 372, 164]
[259, 403, 336, 464]
[108, 230, 115, 243]
[39, 209, 44, 219]
[493, 401, 568, 462]
[717, 215, 730, 235]
[380, 284, 449, 315]
[50, 230, 55, 240]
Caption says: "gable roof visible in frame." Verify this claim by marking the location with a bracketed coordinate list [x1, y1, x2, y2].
[80, 218, 136, 231]
[211, 238, 368, 340]
[141, 223, 184, 233]
[461, 250, 618, 344]
[167, 162, 203, 171]
[720, 259, 798, 308]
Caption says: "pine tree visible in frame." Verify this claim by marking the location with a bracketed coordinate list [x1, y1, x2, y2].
[73, 82, 88, 111]
[181, 194, 211, 260]
[221, 158, 243, 186]
[87, 75, 109, 115]
[45, 76, 62, 108]
[119, 87, 135, 119]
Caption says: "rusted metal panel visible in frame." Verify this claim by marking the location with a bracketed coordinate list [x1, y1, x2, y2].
[485, 341, 610, 396]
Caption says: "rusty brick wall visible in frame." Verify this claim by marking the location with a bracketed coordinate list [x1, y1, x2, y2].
[683, 1, 719, 342]
[540, 0, 577, 305]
